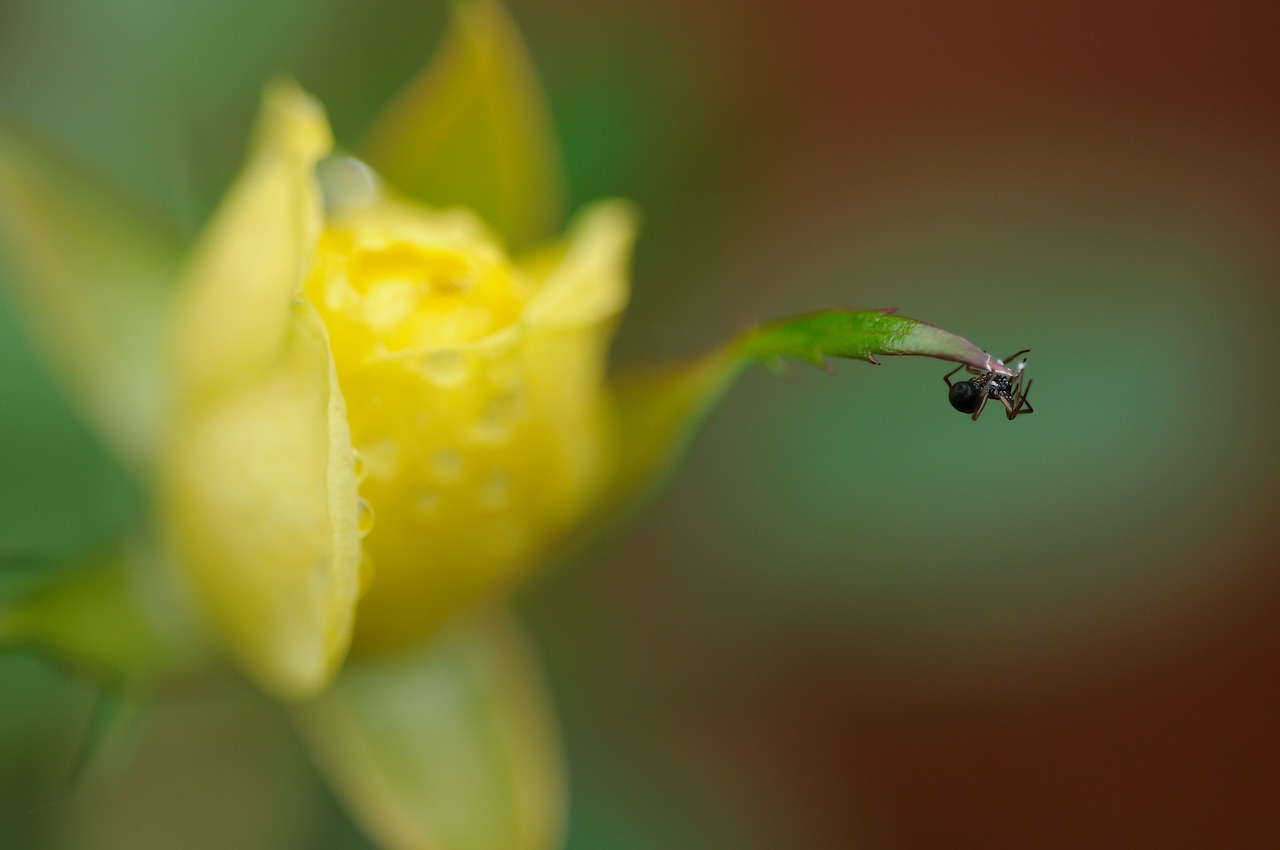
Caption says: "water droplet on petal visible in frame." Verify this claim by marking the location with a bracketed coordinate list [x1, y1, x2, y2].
[421, 349, 469, 388]
[432, 448, 464, 483]
[357, 499, 376, 536]
[471, 390, 524, 444]
[415, 489, 439, 518]
[352, 450, 367, 482]
[360, 437, 399, 480]
[477, 471, 511, 510]
[318, 156, 381, 210]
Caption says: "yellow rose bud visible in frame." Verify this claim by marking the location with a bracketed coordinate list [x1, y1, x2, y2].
[162, 81, 636, 699]
[314, 178, 634, 653]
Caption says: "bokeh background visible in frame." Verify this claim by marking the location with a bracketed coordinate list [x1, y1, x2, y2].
[3, 0, 1280, 847]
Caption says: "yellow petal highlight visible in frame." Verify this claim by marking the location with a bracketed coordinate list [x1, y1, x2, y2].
[360, 0, 563, 249]
[297, 610, 565, 850]
[169, 79, 332, 402]
[162, 82, 359, 700]
[305, 198, 636, 651]
[0, 128, 179, 473]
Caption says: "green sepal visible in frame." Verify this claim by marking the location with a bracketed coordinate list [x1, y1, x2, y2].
[360, 0, 564, 250]
[0, 548, 177, 682]
[68, 685, 147, 785]
[0, 127, 181, 476]
[296, 608, 565, 850]
[602, 346, 741, 522]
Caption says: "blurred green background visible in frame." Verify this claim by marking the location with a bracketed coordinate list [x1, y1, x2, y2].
[3, 0, 1279, 847]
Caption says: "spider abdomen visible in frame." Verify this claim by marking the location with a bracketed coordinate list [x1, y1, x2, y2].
[948, 381, 983, 413]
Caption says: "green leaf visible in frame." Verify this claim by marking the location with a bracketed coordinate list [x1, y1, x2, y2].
[360, 0, 564, 250]
[598, 308, 1015, 520]
[0, 548, 177, 681]
[734, 307, 1016, 374]
[297, 609, 564, 850]
[0, 128, 181, 475]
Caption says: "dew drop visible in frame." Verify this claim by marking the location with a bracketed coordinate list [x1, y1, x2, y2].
[415, 488, 440, 517]
[360, 437, 399, 480]
[432, 448, 464, 483]
[352, 450, 367, 483]
[421, 349, 469, 388]
[357, 499, 376, 536]
[471, 390, 524, 444]
[318, 156, 381, 210]
[477, 471, 511, 510]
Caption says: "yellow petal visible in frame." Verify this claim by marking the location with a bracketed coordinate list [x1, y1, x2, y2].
[339, 201, 635, 651]
[522, 199, 638, 328]
[164, 305, 360, 700]
[297, 610, 565, 850]
[162, 82, 359, 700]
[360, 0, 564, 249]
[169, 79, 332, 402]
[0, 127, 180, 473]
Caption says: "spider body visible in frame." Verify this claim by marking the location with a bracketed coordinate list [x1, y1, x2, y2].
[943, 350, 1033, 421]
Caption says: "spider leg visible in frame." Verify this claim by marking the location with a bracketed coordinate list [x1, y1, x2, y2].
[1010, 363, 1026, 398]
[970, 387, 991, 421]
[1002, 379, 1034, 418]
[1016, 379, 1034, 416]
[998, 359, 1033, 417]
[943, 364, 963, 388]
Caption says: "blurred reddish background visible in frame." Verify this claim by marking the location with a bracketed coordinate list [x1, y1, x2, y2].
[521, 2, 1280, 848]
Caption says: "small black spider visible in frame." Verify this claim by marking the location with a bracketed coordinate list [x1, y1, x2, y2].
[943, 350, 1033, 421]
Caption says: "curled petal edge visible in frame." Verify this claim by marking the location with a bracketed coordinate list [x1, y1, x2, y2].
[163, 81, 359, 700]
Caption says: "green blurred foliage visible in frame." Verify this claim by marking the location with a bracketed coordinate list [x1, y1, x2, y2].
[0, 286, 142, 554]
